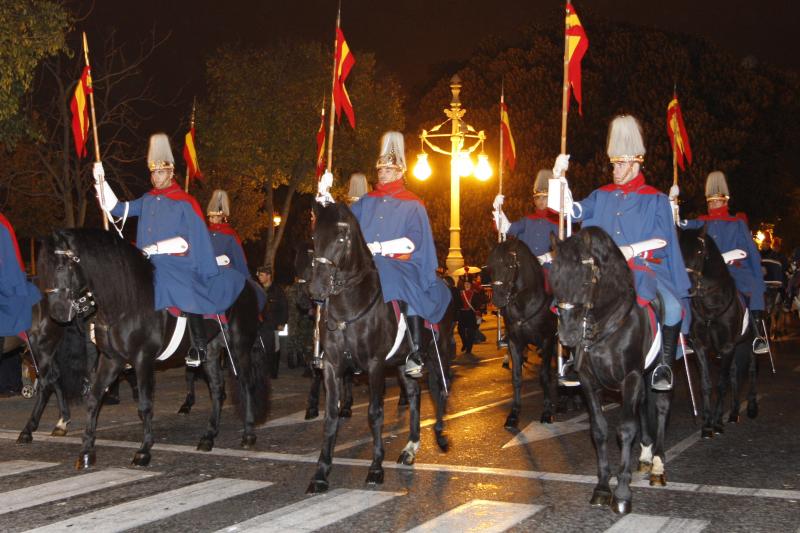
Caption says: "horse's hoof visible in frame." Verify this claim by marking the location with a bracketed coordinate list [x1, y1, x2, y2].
[196, 439, 214, 452]
[503, 415, 518, 430]
[51, 427, 68, 437]
[728, 413, 740, 424]
[589, 489, 613, 507]
[397, 451, 415, 466]
[397, 396, 409, 408]
[365, 468, 384, 485]
[540, 413, 555, 424]
[177, 404, 192, 415]
[637, 461, 652, 474]
[241, 434, 257, 449]
[132, 451, 151, 467]
[701, 428, 714, 439]
[611, 497, 632, 515]
[649, 473, 666, 487]
[436, 433, 449, 452]
[338, 407, 352, 418]
[305, 479, 329, 494]
[74, 452, 95, 470]
[747, 400, 759, 419]
[305, 408, 319, 420]
[16, 432, 32, 445]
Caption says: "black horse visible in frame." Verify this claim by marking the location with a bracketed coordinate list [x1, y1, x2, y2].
[37, 228, 269, 468]
[550, 227, 674, 515]
[305, 202, 452, 493]
[487, 239, 558, 427]
[679, 227, 758, 438]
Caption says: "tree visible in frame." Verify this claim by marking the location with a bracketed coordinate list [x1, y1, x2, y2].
[200, 41, 404, 269]
[0, 0, 70, 145]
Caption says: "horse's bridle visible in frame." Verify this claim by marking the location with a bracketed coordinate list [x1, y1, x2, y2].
[555, 256, 601, 350]
[44, 249, 96, 321]
[491, 248, 520, 308]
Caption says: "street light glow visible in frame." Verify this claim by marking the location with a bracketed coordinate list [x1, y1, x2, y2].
[456, 150, 474, 177]
[413, 153, 432, 180]
[475, 153, 492, 181]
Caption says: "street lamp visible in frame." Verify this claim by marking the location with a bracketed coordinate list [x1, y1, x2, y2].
[412, 74, 491, 274]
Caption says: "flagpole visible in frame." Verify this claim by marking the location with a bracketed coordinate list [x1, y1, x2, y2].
[498, 84, 505, 245]
[558, 1, 570, 243]
[83, 32, 108, 231]
[325, 3, 341, 173]
[185, 98, 196, 193]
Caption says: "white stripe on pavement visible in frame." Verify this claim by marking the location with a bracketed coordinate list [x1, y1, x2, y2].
[0, 469, 157, 515]
[503, 403, 618, 449]
[0, 461, 57, 478]
[219, 488, 400, 532]
[25, 478, 270, 533]
[406, 500, 543, 533]
[604, 513, 709, 533]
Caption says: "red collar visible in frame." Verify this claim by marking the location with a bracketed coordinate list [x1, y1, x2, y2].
[698, 205, 748, 222]
[599, 172, 660, 195]
[0, 213, 25, 271]
[367, 179, 423, 204]
[526, 208, 559, 225]
[147, 180, 205, 220]
[208, 222, 242, 244]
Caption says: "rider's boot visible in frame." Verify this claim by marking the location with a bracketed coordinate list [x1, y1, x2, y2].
[652, 322, 680, 391]
[404, 315, 424, 379]
[186, 313, 208, 368]
[750, 310, 769, 354]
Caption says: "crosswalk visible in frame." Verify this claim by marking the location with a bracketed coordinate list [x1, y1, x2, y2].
[0, 460, 732, 532]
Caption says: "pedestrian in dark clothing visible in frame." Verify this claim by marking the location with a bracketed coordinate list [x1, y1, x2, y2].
[257, 266, 288, 378]
[457, 279, 480, 356]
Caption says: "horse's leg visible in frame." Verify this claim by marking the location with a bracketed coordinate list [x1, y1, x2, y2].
[584, 384, 613, 508]
[504, 338, 524, 429]
[132, 353, 155, 466]
[637, 381, 654, 474]
[50, 384, 71, 437]
[198, 345, 224, 451]
[693, 344, 715, 438]
[306, 360, 341, 493]
[746, 346, 759, 419]
[305, 367, 322, 420]
[339, 371, 353, 418]
[728, 348, 743, 424]
[238, 348, 258, 450]
[76, 355, 122, 470]
[397, 367, 409, 408]
[539, 335, 556, 424]
[365, 361, 385, 485]
[17, 382, 55, 444]
[712, 350, 734, 433]
[649, 384, 673, 487]
[397, 369, 421, 465]
[177, 366, 196, 415]
[613, 372, 643, 515]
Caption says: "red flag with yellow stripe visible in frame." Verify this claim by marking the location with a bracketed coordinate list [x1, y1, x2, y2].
[667, 94, 692, 171]
[70, 66, 92, 158]
[315, 106, 326, 178]
[566, 3, 589, 115]
[500, 100, 516, 171]
[333, 27, 355, 128]
[183, 126, 203, 182]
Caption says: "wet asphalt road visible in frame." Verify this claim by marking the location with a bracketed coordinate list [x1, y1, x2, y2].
[0, 315, 798, 532]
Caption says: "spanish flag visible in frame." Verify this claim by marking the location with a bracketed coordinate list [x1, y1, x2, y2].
[183, 126, 203, 182]
[333, 27, 355, 128]
[566, 3, 589, 115]
[500, 100, 516, 172]
[70, 66, 92, 158]
[315, 106, 326, 178]
[667, 94, 692, 171]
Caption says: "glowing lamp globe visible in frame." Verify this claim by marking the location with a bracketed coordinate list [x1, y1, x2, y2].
[474, 154, 492, 181]
[413, 153, 432, 180]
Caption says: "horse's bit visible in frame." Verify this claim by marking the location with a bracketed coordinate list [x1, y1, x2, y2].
[45, 249, 96, 320]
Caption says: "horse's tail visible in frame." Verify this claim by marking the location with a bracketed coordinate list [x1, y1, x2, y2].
[54, 321, 92, 405]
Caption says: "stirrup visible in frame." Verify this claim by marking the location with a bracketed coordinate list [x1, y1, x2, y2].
[311, 351, 324, 369]
[651, 363, 673, 391]
[752, 336, 769, 355]
[404, 353, 423, 378]
[558, 359, 581, 387]
[185, 354, 202, 368]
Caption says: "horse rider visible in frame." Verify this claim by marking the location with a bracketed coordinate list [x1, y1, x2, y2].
[0, 212, 41, 338]
[680, 171, 768, 354]
[93, 133, 245, 367]
[552, 115, 691, 391]
[350, 131, 451, 378]
[206, 189, 249, 278]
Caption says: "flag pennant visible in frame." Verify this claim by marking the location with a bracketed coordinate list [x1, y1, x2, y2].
[500, 101, 517, 171]
[183, 126, 203, 182]
[70, 66, 92, 158]
[566, 3, 589, 115]
[667, 95, 692, 171]
[315, 107, 327, 178]
[333, 27, 356, 128]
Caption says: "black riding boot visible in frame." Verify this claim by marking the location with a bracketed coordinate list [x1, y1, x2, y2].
[186, 314, 208, 368]
[750, 310, 769, 354]
[652, 322, 680, 391]
[405, 315, 424, 378]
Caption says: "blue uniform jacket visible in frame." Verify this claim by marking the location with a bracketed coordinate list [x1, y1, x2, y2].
[208, 223, 267, 312]
[572, 173, 691, 305]
[0, 214, 42, 336]
[111, 182, 244, 315]
[508, 209, 559, 257]
[351, 181, 451, 323]
[681, 209, 765, 310]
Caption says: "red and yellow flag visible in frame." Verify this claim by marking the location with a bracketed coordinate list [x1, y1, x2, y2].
[667, 94, 692, 171]
[315, 106, 326, 178]
[500, 100, 516, 171]
[70, 66, 92, 158]
[566, 3, 589, 115]
[183, 126, 203, 182]
[333, 27, 355, 128]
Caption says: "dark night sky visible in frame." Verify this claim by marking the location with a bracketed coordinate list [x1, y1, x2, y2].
[78, 0, 799, 129]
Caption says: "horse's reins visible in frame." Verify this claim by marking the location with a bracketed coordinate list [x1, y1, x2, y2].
[46, 249, 96, 321]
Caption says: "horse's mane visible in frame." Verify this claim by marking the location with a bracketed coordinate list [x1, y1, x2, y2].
[53, 228, 155, 314]
[679, 228, 730, 280]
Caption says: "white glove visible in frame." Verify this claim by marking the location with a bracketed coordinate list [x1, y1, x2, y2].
[537, 252, 552, 264]
[367, 242, 382, 255]
[368, 237, 415, 256]
[316, 170, 335, 205]
[620, 239, 667, 261]
[553, 154, 570, 180]
[216, 254, 230, 266]
[142, 236, 190, 258]
[92, 162, 105, 185]
[669, 184, 679, 200]
[94, 180, 119, 212]
[493, 209, 510, 236]
[492, 194, 505, 211]
[547, 178, 573, 215]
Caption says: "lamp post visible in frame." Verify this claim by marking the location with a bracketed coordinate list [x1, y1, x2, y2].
[412, 74, 492, 274]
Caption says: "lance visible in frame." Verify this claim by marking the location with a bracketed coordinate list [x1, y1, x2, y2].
[670, 84, 680, 224]
[83, 32, 107, 231]
[185, 97, 197, 193]
[496, 83, 505, 350]
[325, 2, 341, 173]
[556, 1, 571, 378]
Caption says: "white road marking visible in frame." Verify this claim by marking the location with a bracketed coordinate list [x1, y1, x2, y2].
[604, 513, 709, 532]
[0, 430, 796, 502]
[218, 488, 400, 532]
[25, 478, 270, 533]
[406, 500, 543, 533]
[502, 403, 618, 449]
[0, 468, 157, 515]
[0, 461, 57, 478]
[257, 393, 412, 429]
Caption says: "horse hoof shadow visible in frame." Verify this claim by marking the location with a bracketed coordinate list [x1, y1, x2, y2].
[611, 496, 632, 515]
[637, 461, 652, 474]
[747, 400, 758, 419]
[338, 407, 353, 418]
[728, 413, 740, 424]
[540, 413, 555, 424]
[397, 451, 416, 465]
[365, 469, 384, 485]
[196, 439, 214, 452]
[435, 433, 449, 452]
[241, 434, 257, 449]
[589, 489, 612, 507]
[74, 452, 96, 470]
[306, 479, 329, 494]
[649, 473, 666, 486]
[305, 408, 319, 420]
[16, 432, 32, 445]
[701, 428, 714, 439]
[132, 451, 151, 467]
